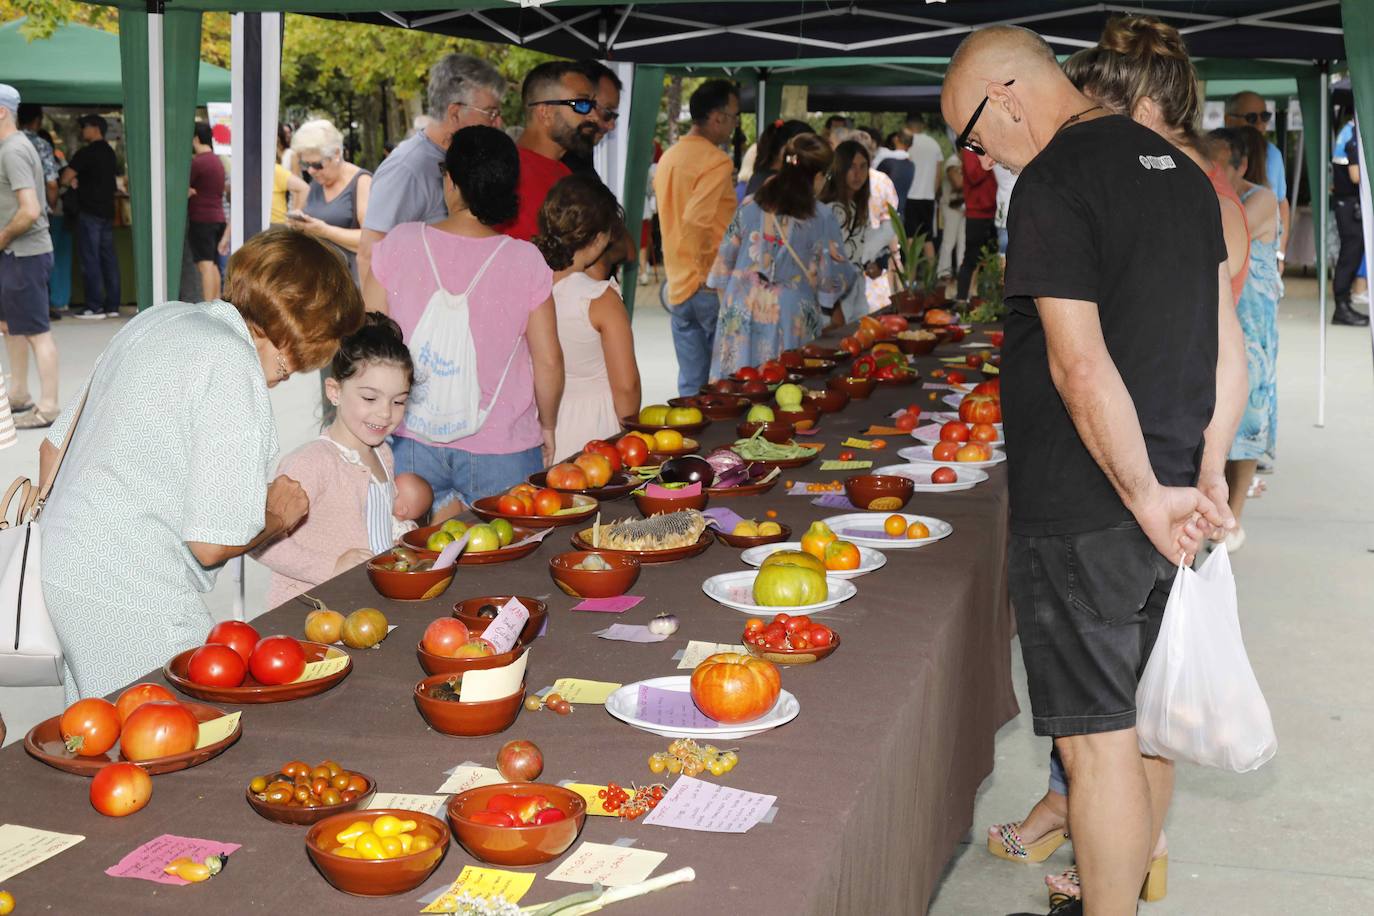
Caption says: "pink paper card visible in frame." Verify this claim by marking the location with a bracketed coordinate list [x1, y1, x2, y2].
[106, 835, 241, 885]
[701, 507, 746, 532]
[644, 481, 702, 498]
[572, 595, 643, 613]
[837, 526, 903, 540]
[640, 775, 775, 832]
[635, 685, 717, 729]
[481, 597, 530, 654]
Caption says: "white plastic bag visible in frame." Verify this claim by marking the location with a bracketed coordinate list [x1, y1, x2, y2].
[1136, 544, 1277, 772]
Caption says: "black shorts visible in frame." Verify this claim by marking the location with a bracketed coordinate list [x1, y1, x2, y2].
[188, 221, 225, 263]
[1009, 521, 1177, 737]
[903, 199, 935, 242]
[0, 251, 54, 336]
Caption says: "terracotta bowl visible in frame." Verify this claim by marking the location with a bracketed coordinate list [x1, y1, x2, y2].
[795, 358, 837, 377]
[413, 675, 525, 737]
[897, 334, 939, 356]
[416, 640, 528, 677]
[305, 809, 449, 896]
[726, 383, 773, 403]
[634, 489, 709, 516]
[775, 405, 820, 431]
[826, 375, 877, 399]
[248, 773, 377, 826]
[669, 394, 750, 420]
[714, 523, 792, 548]
[366, 554, 455, 602]
[745, 632, 841, 665]
[548, 550, 641, 598]
[805, 387, 849, 413]
[453, 596, 548, 645]
[736, 420, 796, 444]
[447, 783, 587, 867]
[801, 343, 840, 360]
[843, 473, 915, 512]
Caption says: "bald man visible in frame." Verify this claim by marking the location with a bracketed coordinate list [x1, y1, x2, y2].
[943, 26, 1245, 916]
[1224, 91, 1291, 273]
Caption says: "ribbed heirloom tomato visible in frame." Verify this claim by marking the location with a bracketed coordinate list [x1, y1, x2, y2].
[959, 393, 1002, 424]
[690, 652, 782, 724]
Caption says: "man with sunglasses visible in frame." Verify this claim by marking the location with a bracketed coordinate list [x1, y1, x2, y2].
[563, 61, 622, 176]
[496, 61, 600, 242]
[943, 25, 1245, 916]
[1224, 92, 1292, 281]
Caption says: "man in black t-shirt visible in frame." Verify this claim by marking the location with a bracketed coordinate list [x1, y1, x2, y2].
[1330, 122, 1368, 326]
[61, 113, 121, 318]
[564, 61, 636, 281]
[943, 26, 1247, 916]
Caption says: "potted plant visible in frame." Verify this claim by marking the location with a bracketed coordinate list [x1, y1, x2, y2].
[886, 205, 939, 314]
[968, 242, 1006, 324]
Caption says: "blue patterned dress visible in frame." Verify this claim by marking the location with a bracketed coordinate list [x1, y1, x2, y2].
[1229, 187, 1281, 461]
[706, 200, 858, 378]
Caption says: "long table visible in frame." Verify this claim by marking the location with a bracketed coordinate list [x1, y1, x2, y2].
[0, 331, 1018, 914]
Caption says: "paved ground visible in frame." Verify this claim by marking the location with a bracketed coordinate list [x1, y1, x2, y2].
[2, 278, 1371, 916]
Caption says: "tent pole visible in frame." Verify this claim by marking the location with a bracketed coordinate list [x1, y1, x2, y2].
[1317, 67, 1329, 428]
[148, 5, 166, 307]
[619, 64, 666, 313]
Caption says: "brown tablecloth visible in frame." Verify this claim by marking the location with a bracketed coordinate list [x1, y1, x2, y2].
[0, 333, 1018, 915]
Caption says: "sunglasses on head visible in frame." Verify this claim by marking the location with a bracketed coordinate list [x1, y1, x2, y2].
[1240, 110, 1273, 125]
[957, 79, 1014, 158]
[530, 98, 598, 116]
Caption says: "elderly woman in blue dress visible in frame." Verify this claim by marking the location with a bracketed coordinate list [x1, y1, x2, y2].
[38, 230, 365, 700]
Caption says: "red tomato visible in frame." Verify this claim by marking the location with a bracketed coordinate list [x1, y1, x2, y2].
[760, 361, 787, 384]
[248, 635, 307, 685]
[187, 644, 247, 688]
[421, 618, 470, 657]
[735, 366, 761, 381]
[206, 620, 260, 664]
[946, 370, 967, 384]
[497, 494, 526, 515]
[584, 440, 623, 472]
[470, 810, 516, 827]
[808, 624, 833, 646]
[531, 807, 567, 825]
[119, 701, 198, 762]
[931, 467, 958, 485]
[783, 615, 812, 635]
[970, 423, 998, 443]
[790, 632, 810, 649]
[761, 624, 788, 649]
[956, 443, 989, 462]
[939, 421, 970, 443]
[744, 617, 765, 634]
[114, 683, 177, 725]
[839, 450, 855, 461]
[966, 353, 984, 369]
[90, 762, 152, 817]
[615, 435, 650, 468]
[771, 613, 790, 625]
[932, 441, 961, 462]
[839, 336, 861, 356]
[59, 698, 120, 757]
[895, 413, 918, 431]
[959, 393, 1002, 424]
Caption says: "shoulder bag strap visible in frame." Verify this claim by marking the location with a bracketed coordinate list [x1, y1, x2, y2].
[461, 236, 510, 298]
[778, 216, 818, 288]
[24, 388, 91, 523]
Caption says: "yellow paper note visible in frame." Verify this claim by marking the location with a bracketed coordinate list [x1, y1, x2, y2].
[364, 793, 448, 819]
[562, 783, 614, 816]
[458, 651, 529, 703]
[841, 437, 875, 449]
[863, 426, 905, 436]
[548, 677, 621, 704]
[293, 650, 350, 684]
[546, 841, 667, 887]
[820, 460, 873, 471]
[194, 711, 241, 750]
[421, 866, 535, 912]
[677, 640, 749, 670]
[981, 363, 1000, 375]
[435, 765, 505, 795]
[0, 824, 85, 883]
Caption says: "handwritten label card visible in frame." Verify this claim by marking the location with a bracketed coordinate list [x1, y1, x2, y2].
[548, 677, 621, 704]
[596, 624, 668, 643]
[293, 652, 350, 684]
[676, 641, 748, 670]
[635, 685, 717, 729]
[819, 460, 873, 471]
[641, 776, 775, 833]
[365, 793, 449, 819]
[458, 651, 529, 703]
[194, 711, 241, 749]
[481, 597, 530, 655]
[0, 824, 84, 883]
[106, 834, 241, 885]
[546, 841, 667, 886]
[560, 783, 614, 816]
[841, 437, 876, 449]
[435, 765, 505, 795]
[432, 531, 471, 570]
[421, 866, 535, 912]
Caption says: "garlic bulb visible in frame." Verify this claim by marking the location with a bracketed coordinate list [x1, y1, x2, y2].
[647, 613, 679, 636]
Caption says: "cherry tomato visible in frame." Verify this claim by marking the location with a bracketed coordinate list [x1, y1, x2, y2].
[470, 810, 517, 827]
[114, 683, 177, 725]
[59, 698, 120, 757]
[531, 808, 567, 825]
[783, 615, 812, 635]
[248, 635, 307, 685]
[205, 619, 261, 664]
[931, 467, 958, 485]
[0, 890, 13, 915]
[808, 624, 834, 646]
[120, 701, 199, 762]
[838, 450, 855, 461]
[90, 762, 152, 816]
[187, 643, 247, 688]
[744, 618, 765, 634]
[771, 613, 790, 625]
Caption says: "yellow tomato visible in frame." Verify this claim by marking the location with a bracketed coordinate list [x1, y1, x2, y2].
[379, 836, 403, 858]
[335, 820, 371, 847]
[353, 831, 387, 860]
[652, 429, 684, 451]
[412, 835, 435, 852]
[333, 847, 360, 859]
[371, 814, 416, 838]
[398, 833, 414, 855]
[883, 515, 907, 536]
[906, 521, 931, 539]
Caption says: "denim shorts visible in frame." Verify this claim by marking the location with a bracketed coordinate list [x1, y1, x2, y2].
[0, 250, 54, 336]
[391, 435, 543, 512]
[1009, 521, 1177, 737]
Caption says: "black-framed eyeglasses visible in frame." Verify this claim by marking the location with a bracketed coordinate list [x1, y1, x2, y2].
[956, 79, 1014, 158]
[1240, 110, 1273, 125]
[529, 98, 597, 115]
[302, 159, 326, 171]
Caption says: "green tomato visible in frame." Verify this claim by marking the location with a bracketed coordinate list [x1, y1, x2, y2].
[489, 518, 515, 547]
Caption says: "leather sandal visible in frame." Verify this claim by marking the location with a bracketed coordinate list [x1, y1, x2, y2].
[986, 821, 1069, 863]
[1046, 853, 1168, 906]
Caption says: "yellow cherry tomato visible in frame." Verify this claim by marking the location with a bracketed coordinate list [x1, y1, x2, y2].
[379, 836, 403, 858]
[412, 835, 434, 852]
[353, 831, 387, 860]
[333, 846, 360, 859]
[335, 820, 371, 847]
[164, 859, 211, 882]
[398, 833, 414, 854]
[371, 814, 417, 838]
[0, 890, 13, 915]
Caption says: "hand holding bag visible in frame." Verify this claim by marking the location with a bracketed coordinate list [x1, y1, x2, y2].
[1135, 544, 1277, 772]
[0, 392, 87, 686]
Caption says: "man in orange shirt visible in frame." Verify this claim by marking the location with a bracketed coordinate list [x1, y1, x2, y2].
[653, 79, 739, 395]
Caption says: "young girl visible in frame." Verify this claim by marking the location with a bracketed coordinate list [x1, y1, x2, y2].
[534, 174, 642, 462]
[256, 313, 421, 607]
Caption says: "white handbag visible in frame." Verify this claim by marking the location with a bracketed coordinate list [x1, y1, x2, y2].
[0, 392, 86, 687]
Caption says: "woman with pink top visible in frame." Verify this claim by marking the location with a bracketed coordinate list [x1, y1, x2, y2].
[534, 174, 642, 462]
[255, 314, 418, 607]
[364, 125, 563, 519]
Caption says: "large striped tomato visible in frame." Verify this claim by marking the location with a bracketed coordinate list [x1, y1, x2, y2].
[690, 653, 781, 725]
[958, 393, 1002, 424]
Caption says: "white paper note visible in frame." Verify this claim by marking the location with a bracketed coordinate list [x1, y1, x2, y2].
[458, 651, 529, 702]
[545, 841, 667, 886]
[365, 793, 450, 818]
[640, 776, 775, 833]
[676, 640, 749, 670]
[435, 765, 506, 795]
[0, 824, 85, 883]
[596, 624, 668, 643]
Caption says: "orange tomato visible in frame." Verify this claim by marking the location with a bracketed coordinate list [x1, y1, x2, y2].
[799, 522, 837, 560]
[765, 509, 778, 519]
[883, 514, 907, 537]
[906, 521, 931, 539]
[824, 540, 861, 571]
[532, 488, 563, 516]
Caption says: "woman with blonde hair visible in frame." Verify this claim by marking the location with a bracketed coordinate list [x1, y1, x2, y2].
[289, 119, 372, 283]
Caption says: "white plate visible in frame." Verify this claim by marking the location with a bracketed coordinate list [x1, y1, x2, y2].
[960, 341, 995, 348]
[873, 463, 989, 492]
[701, 570, 857, 615]
[910, 422, 1004, 448]
[604, 676, 800, 739]
[821, 512, 953, 549]
[931, 411, 1003, 431]
[897, 444, 1006, 469]
[739, 541, 887, 579]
